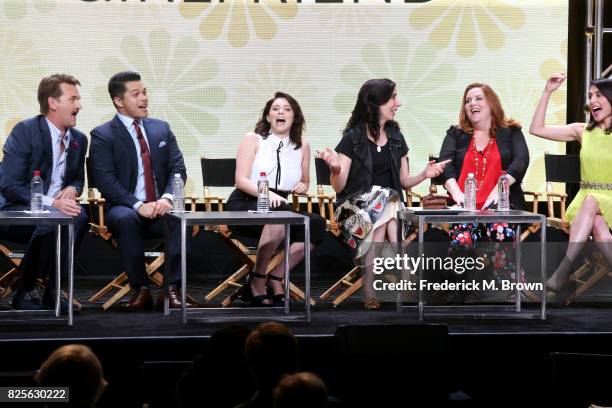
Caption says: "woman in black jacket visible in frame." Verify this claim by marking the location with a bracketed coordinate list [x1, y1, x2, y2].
[439, 83, 529, 211]
[318, 78, 448, 309]
[438, 82, 531, 297]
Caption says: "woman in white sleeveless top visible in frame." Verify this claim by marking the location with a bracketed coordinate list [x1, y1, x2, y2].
[227, 92, 326, 306]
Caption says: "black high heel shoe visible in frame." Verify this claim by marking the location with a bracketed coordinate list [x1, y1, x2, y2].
[241, 272, 272, 307]
[267, 275, 285, 307]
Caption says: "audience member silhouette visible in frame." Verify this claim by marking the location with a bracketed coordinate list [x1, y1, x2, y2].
[236, 322, 299, 408]
[35, 344, 107, 408]
[273, 372, 328, 408]
[175, 326, 255, 408]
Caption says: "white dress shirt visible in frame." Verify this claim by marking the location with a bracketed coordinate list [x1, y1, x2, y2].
[42, 118, 71, 207]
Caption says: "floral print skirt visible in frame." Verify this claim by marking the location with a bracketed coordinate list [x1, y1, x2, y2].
[335, 186, 405, 259]
[449, 222, 524, 284]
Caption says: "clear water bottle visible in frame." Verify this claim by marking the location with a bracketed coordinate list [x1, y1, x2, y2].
[172, 173, 185, 213]
[497, 171, 510, 211]
[464, 172, 477, 211]
[30, 170, 44, 213]
[257, 171, 269, 213]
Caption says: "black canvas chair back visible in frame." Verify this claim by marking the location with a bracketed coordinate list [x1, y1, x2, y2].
[86, 157, 96, 190]
[201, 158, 236, 188]
[315, 157, 331, 187]
[544, 153, 580, 183]
[428, 154, 446, 188]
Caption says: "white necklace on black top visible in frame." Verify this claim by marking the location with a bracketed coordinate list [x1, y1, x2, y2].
[371, 140, 383, 152]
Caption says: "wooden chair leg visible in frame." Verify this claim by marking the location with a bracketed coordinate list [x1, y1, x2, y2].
[204, 264, 251, 303]
[569, 260, 594, 283]
[565, 264, 609, 305]
[0, 268, 20, 287]
[320, 267, 360, 301]
[287, 282, 316, 306]
[332, 276, 364, 307]
[520, 224, 540, 241]
[89, 272, 128, 303]
[0, 268, 21, 299]
[102, 282, 132, 310]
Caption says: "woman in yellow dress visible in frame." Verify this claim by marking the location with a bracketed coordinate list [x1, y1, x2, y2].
[529, 73, 612, 292]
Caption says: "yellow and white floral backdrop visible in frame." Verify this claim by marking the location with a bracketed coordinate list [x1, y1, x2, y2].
[0, 0, 568, 196]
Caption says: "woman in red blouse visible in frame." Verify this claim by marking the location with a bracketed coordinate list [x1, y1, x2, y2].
[440, 83, 529, 210]
[437, 83, 531, 299]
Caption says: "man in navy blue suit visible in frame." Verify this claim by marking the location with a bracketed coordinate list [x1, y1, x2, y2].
[0, 74, 89, 311]
[89, 71, 192, 311]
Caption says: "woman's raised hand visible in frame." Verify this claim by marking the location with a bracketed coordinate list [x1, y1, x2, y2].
[423, 159, 450, 179]
[545, 73, 566, 94]
[316, 147, 340, 170]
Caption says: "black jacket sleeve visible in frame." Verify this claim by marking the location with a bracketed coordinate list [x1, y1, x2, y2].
[505, 127, 530, 183]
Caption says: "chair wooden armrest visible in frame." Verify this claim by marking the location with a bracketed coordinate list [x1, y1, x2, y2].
[87, 196, 108, 235]
[547, 216, 570, 231]
[184, 196, 198, 212]
[291, 192, 314, 213]
[523, 191, 541, 197]
[546, 191, 568, 219]
[546, 191, 568, 199]
[405, 190, 426, 207]
[316, 193, 339, 233]
[410, 191, 426, 199]
[202, 194, 226, 212]
[523, 191, 542, 213]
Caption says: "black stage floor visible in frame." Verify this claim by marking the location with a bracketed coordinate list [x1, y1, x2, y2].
[3, 276, 612, 407]
[2, 275, 612, 339]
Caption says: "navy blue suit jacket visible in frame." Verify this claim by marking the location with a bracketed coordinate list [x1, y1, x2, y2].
[89, 115, 186, 208]
[0, 115, 88, 209]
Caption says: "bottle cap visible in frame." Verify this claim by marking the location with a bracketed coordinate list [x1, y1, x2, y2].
[468, 172, 474, 178]
[260, 172, 266, 177]
[33, 170, 41, 177]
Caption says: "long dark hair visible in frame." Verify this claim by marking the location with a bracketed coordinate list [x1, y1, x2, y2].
[586, 78, 612, 134]
[254, 92, 304, 149]
[344, 78, 399, 141]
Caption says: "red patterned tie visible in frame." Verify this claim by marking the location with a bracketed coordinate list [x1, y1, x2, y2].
[133, 120, 156, 203]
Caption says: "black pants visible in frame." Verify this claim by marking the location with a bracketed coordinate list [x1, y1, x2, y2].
[106, 205, 192, 293]
[0, 205, 89, 292]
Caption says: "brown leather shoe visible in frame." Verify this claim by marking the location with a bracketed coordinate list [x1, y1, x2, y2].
[157, 287, 196, 309]
[121, 287, 153, 312]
